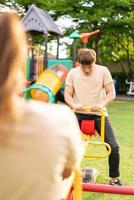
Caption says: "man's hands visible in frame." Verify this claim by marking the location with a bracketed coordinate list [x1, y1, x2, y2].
[72, 103, 103, 112]
[90, 103, 103, 112]
[72, 103, 84, 111]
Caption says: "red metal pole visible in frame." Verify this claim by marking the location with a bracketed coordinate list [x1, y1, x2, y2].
[67, 187, 73, 200]
[83, 183, 134, 195]
[67, 189, 73, 200]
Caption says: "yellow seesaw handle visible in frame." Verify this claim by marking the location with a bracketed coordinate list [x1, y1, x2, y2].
[73, 107, 111, 158]
[73, 107, 105, 143]
[84, 141, 111, 158]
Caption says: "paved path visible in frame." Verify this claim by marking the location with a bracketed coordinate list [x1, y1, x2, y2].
[116, 94, 134, 101]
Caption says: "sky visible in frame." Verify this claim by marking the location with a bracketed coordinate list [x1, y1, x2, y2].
[47, 37, 73, 59]
[0, 4, 11, 12]
[0, 4, 76, 58]
[48, 16, 77, 58]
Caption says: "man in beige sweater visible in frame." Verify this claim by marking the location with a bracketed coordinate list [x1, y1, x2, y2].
[64, 48, 121, 186]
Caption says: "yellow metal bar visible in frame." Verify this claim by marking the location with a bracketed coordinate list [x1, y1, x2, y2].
[62, 143, 87, 200]
[84, 141, 111, 158]
[100, 109, 105, 143]
[62, 172, 75, 199]
[62, 168, 83, 200]
[80, 107, 105, 143]
[81, 131, 92, 140]
[73, 107, 111, 158]
[72, 167, 82, 200]
[62, 108, 111, 200]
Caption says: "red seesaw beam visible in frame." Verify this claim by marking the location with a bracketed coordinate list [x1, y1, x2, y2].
[83, 183, 134, 195]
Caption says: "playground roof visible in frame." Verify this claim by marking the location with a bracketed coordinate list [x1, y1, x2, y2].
[69, 31, 80, 39]
[22, 4, 62, 36]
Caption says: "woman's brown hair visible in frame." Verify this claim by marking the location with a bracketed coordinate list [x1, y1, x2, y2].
[0, 13, 27, 123]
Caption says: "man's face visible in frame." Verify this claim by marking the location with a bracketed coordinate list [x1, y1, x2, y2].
[80, 64, 93, 75]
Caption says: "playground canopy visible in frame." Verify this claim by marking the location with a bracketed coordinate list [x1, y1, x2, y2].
[22, 4, 62, 36]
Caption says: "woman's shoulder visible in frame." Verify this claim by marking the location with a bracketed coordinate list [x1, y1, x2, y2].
[25, 100, 69, 113]
[22, 100, 80, 140]
[24, 100, 77, 124]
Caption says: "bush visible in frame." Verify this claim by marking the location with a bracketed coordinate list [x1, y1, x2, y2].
[111, 72, 128, 94]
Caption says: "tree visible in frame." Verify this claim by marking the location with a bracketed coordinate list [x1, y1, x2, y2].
[1, 0, 134, 78]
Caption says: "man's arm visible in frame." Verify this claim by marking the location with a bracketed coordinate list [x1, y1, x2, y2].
[64, 85, 74, 108]
[91, 82, 116, 111]
[101, 82, 116, 107]
[64, 85, 83, 110]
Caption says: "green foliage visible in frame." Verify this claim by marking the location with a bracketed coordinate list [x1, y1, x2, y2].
[111, 72, 128, 93]
[1, 0, 134, 78]
[0, 0, 5, 3]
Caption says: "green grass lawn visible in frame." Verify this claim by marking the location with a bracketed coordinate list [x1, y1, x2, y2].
[81, 100, 134, 200]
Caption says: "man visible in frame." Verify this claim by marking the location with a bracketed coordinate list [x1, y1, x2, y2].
[64, 48, 121, 186]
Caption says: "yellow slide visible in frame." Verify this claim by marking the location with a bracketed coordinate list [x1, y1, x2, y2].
[24, 64, 68, 103]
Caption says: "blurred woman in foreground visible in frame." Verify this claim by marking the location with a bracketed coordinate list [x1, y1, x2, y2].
[0, 13, 83, 200]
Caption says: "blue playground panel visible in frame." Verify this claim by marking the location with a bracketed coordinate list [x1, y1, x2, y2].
[48, 59, 73, 71]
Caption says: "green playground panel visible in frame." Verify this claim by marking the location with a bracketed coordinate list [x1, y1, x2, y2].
[26, 56, 31, 80]
[48, 59, 73, 89]
[48, 59, 73, 71]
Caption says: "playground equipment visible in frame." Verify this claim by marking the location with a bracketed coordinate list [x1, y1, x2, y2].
[26, 45, 44, 82]
[24, 64, 68, 102]
[24, 44, 71, 102]
[63, 168, 134, 200]
[61, 109, 134, 199]
[22, 4, 73, 102]
[22, 4, 62, 71]
[22, 4, 70, 101]
[80, 30, 100, 47]
[126, 79, 134, 95]
[63, 167, 83, 200]
[60, 108, 109, 199]
[82, 183, 134, 195]
[76, 108, 111, 158]
[22, 3, 62, 82]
